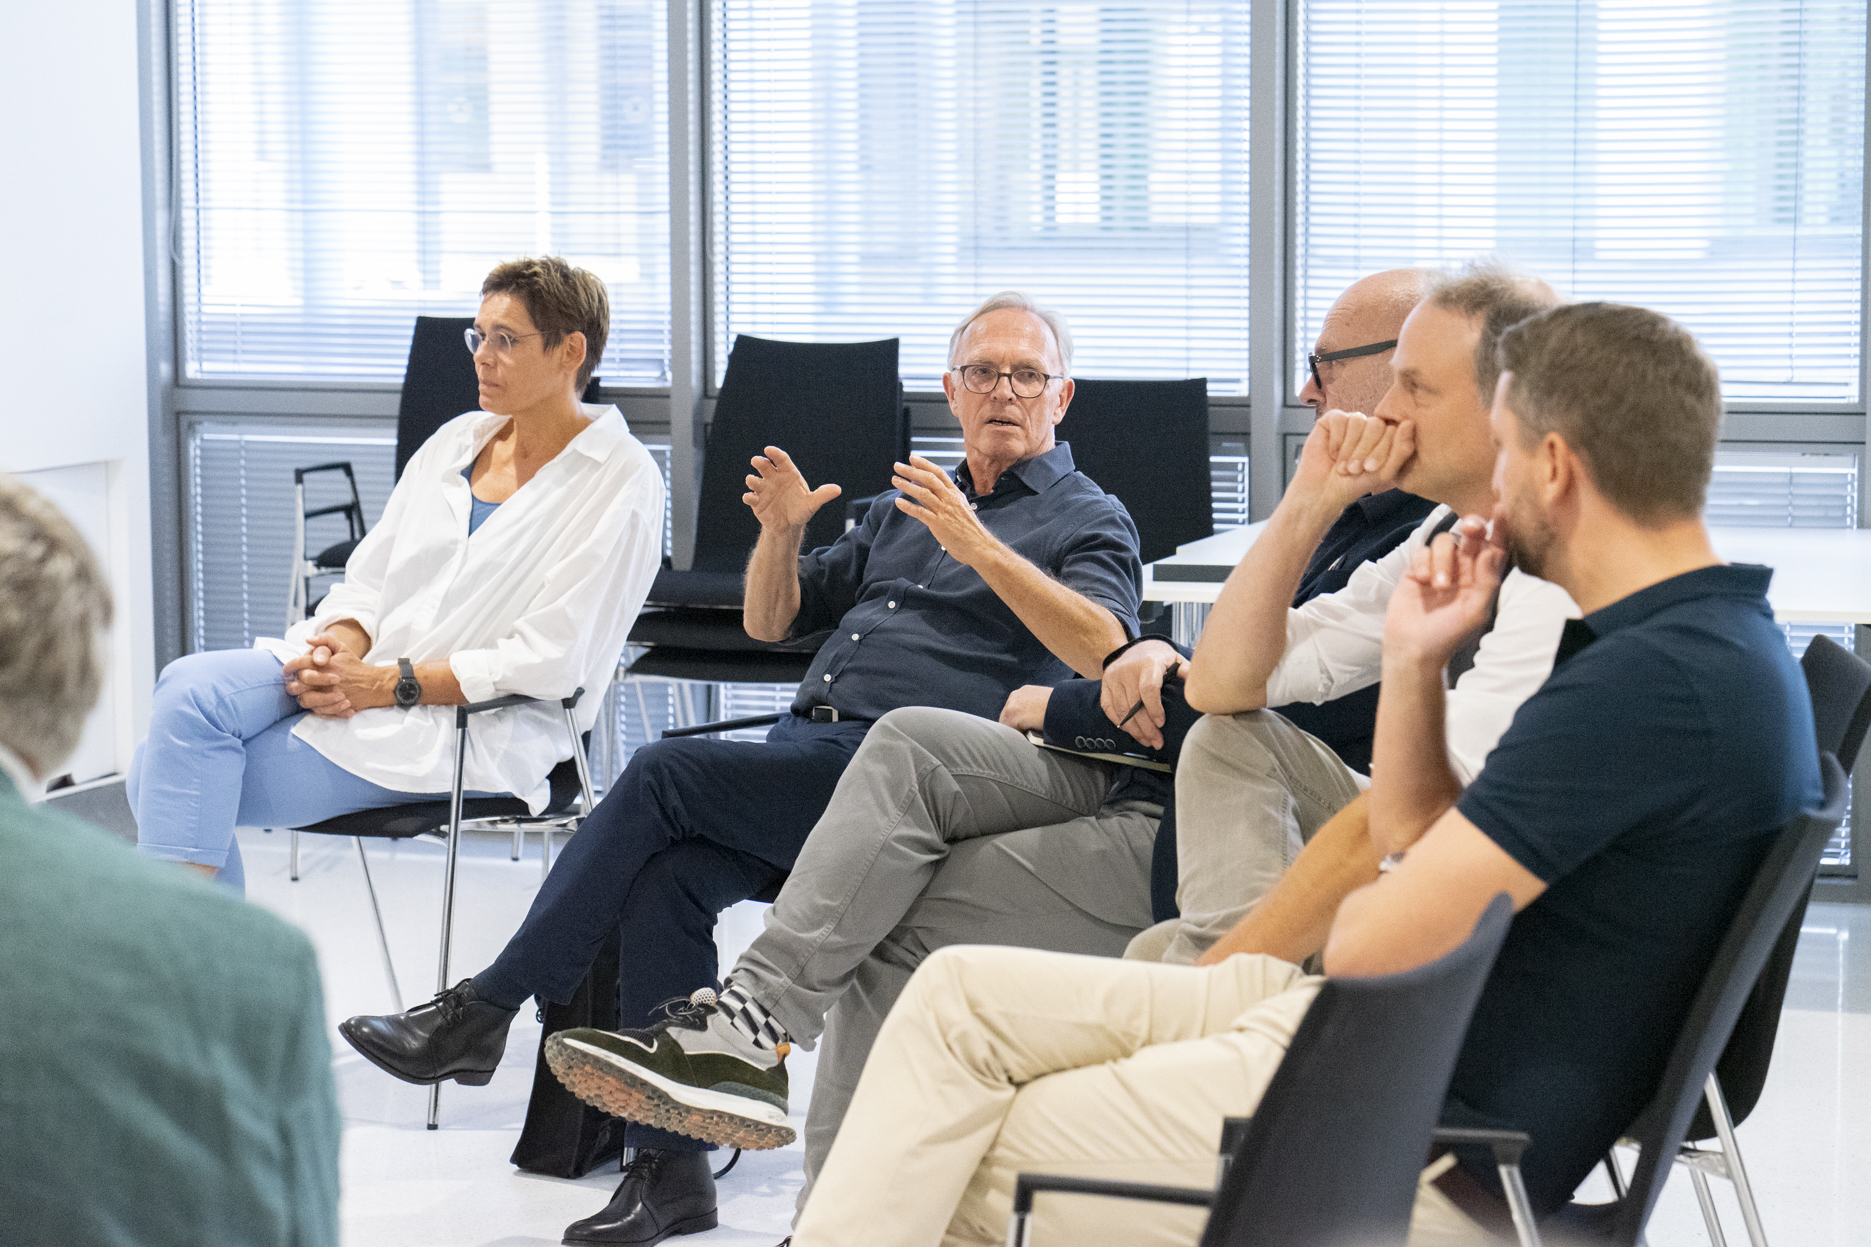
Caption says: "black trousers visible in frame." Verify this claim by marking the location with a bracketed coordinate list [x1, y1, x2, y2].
[477, 712, 871, 1150]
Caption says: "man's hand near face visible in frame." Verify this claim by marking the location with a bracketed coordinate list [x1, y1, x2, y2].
[1293, 410, 1417, 518]
[1384, 510, 1506, 667]
[1366, 510, 1509, 856]
[891, 455, 1003, 567]
[889, 453, 1123, 679]
[1186, 411, 1417, 715]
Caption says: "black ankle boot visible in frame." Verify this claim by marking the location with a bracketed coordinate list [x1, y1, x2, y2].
[563, 1149, 718, 1245]
[339, 979, 517, 1086]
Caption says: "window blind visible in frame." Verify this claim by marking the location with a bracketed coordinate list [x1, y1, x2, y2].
[1296, 1, 1865, 403]
[709, 1, 1252, 392]
[173, 0, 671, 384]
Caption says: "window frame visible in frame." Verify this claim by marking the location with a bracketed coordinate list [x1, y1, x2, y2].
[143, 0, 1871, 600]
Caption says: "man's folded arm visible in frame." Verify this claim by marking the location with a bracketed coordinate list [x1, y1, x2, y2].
[1039, 644, 1199, 765]
[1323, 806, 1546, 977]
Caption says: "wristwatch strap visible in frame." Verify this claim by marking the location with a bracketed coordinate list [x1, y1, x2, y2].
[395, 657, 422, 708]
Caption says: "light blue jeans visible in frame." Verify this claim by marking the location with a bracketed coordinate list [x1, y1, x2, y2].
[130, 649, 493, 895]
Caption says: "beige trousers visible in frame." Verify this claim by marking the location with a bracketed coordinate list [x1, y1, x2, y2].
[1129, 710, 1369, 966]
[791, 945, 1489, 1247]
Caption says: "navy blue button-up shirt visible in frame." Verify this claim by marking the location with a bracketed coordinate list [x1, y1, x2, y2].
[788, 442, 1142, 723]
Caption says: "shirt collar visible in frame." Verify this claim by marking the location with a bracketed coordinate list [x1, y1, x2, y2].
[1554, 563, 1774, 668]
[1352, 488, 1431, 525]
[0, 740, 43, 804]
[954, 441, 1078, 498]
[457, 405, 628, 471]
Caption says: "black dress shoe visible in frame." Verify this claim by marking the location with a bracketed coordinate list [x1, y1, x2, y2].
[339, 979, 517, 1086]
[563, 1149, 718, 1245]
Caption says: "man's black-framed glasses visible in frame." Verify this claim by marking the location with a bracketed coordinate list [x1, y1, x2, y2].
[953, 363, 1064, 399]
[1307, 339, 1398, 392]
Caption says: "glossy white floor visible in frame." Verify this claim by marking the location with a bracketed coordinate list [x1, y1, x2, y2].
[239, 824, 1871, 1247]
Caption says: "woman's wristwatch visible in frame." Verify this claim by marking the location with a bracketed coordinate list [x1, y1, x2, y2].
[394, 658, 422, 709]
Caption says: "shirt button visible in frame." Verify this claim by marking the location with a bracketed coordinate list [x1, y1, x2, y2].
[888, 601, 897, 609]
[822, 674, 832, 683]
[851, 633, 861, 641]
[970, 503, 978, 511]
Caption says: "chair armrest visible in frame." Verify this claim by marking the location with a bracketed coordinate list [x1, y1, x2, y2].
[1432, 1126, 1531, 1168]
[457, 688, 585, 723]
[1012, 1173, 1215, 1216]
[1431, 1127, 1544, 1247]
[661, 712, 784, 739]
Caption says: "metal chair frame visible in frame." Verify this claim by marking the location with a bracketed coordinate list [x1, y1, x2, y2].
[284, 691, 596, 1129]
[1007, 896, 1518, 1247]
[287, 461, 368, 626]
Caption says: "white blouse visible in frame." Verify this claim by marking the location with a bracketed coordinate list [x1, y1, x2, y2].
[257, 404, 664, 812]
[1263, 505, 1581, 785]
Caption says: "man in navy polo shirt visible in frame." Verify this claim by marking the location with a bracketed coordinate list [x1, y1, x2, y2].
[780, 301, 1820, 1247]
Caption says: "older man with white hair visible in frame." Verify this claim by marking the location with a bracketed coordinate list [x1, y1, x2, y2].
[0, 477, 340, 1246]
[342, 291, 1144, 1245]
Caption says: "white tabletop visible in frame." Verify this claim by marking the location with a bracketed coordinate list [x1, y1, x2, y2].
[1144, 522, 1871, 624]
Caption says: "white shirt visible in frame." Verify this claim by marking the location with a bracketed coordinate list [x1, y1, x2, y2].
[257, 404, 664, 812]
[1263, 506, 1580, 784]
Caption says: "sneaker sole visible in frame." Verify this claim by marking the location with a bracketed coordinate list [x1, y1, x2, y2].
[544, 1035, 796, 1151]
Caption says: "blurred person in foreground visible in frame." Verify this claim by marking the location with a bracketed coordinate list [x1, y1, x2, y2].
[0, 477, 340, 1246]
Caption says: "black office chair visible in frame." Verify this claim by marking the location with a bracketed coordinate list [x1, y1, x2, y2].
[1006, 894, 1516, 1247]
[289, 691, 598, 1130]
[1475, 753, 1852, 1247]
[622, 334, 905, 731]
[1624, 633, 1871, 1247]
[1060, 377, 1213, 565]
[290, 314, 603, 622]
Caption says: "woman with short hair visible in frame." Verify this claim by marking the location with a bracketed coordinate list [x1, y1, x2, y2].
[133, 257, 664, 893]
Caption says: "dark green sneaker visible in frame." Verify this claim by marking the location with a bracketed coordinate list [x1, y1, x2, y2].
[545, 990, 795, 1150]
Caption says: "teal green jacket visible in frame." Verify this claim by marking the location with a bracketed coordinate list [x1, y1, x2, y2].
[0, 774, 339, 1246]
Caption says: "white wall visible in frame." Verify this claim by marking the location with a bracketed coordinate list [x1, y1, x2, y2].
[0, 1, 155, 787]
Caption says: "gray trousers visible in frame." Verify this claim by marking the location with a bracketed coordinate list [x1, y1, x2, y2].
[726, 705, 1158, 1211]
[1128, 710, 1368, 966]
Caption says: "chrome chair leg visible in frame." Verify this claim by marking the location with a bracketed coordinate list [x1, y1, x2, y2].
[290, 828, 299, 881]
[1688, 1165, 1730, 1247]
[354, 837, 403, 1012]
[1706, 1073, 1769, 1247]
[511, 822, 523, 861]
[564, 701, 597, 814]
[428, 714, 471, 1132]
[541, 823, 554, 881]
[1498, 1159, 1545, 1247]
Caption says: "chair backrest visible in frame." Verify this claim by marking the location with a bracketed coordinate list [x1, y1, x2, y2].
[394, 314, 602, 481]
[1202, 894, 1516, 1247]
[1059, 378, 1212, 565]
[1603, 755, 1849, 1244]
[1804, 633, 1871, 773]
[1689, 635, 1871, 1138]
[692, 335, 905, 573]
